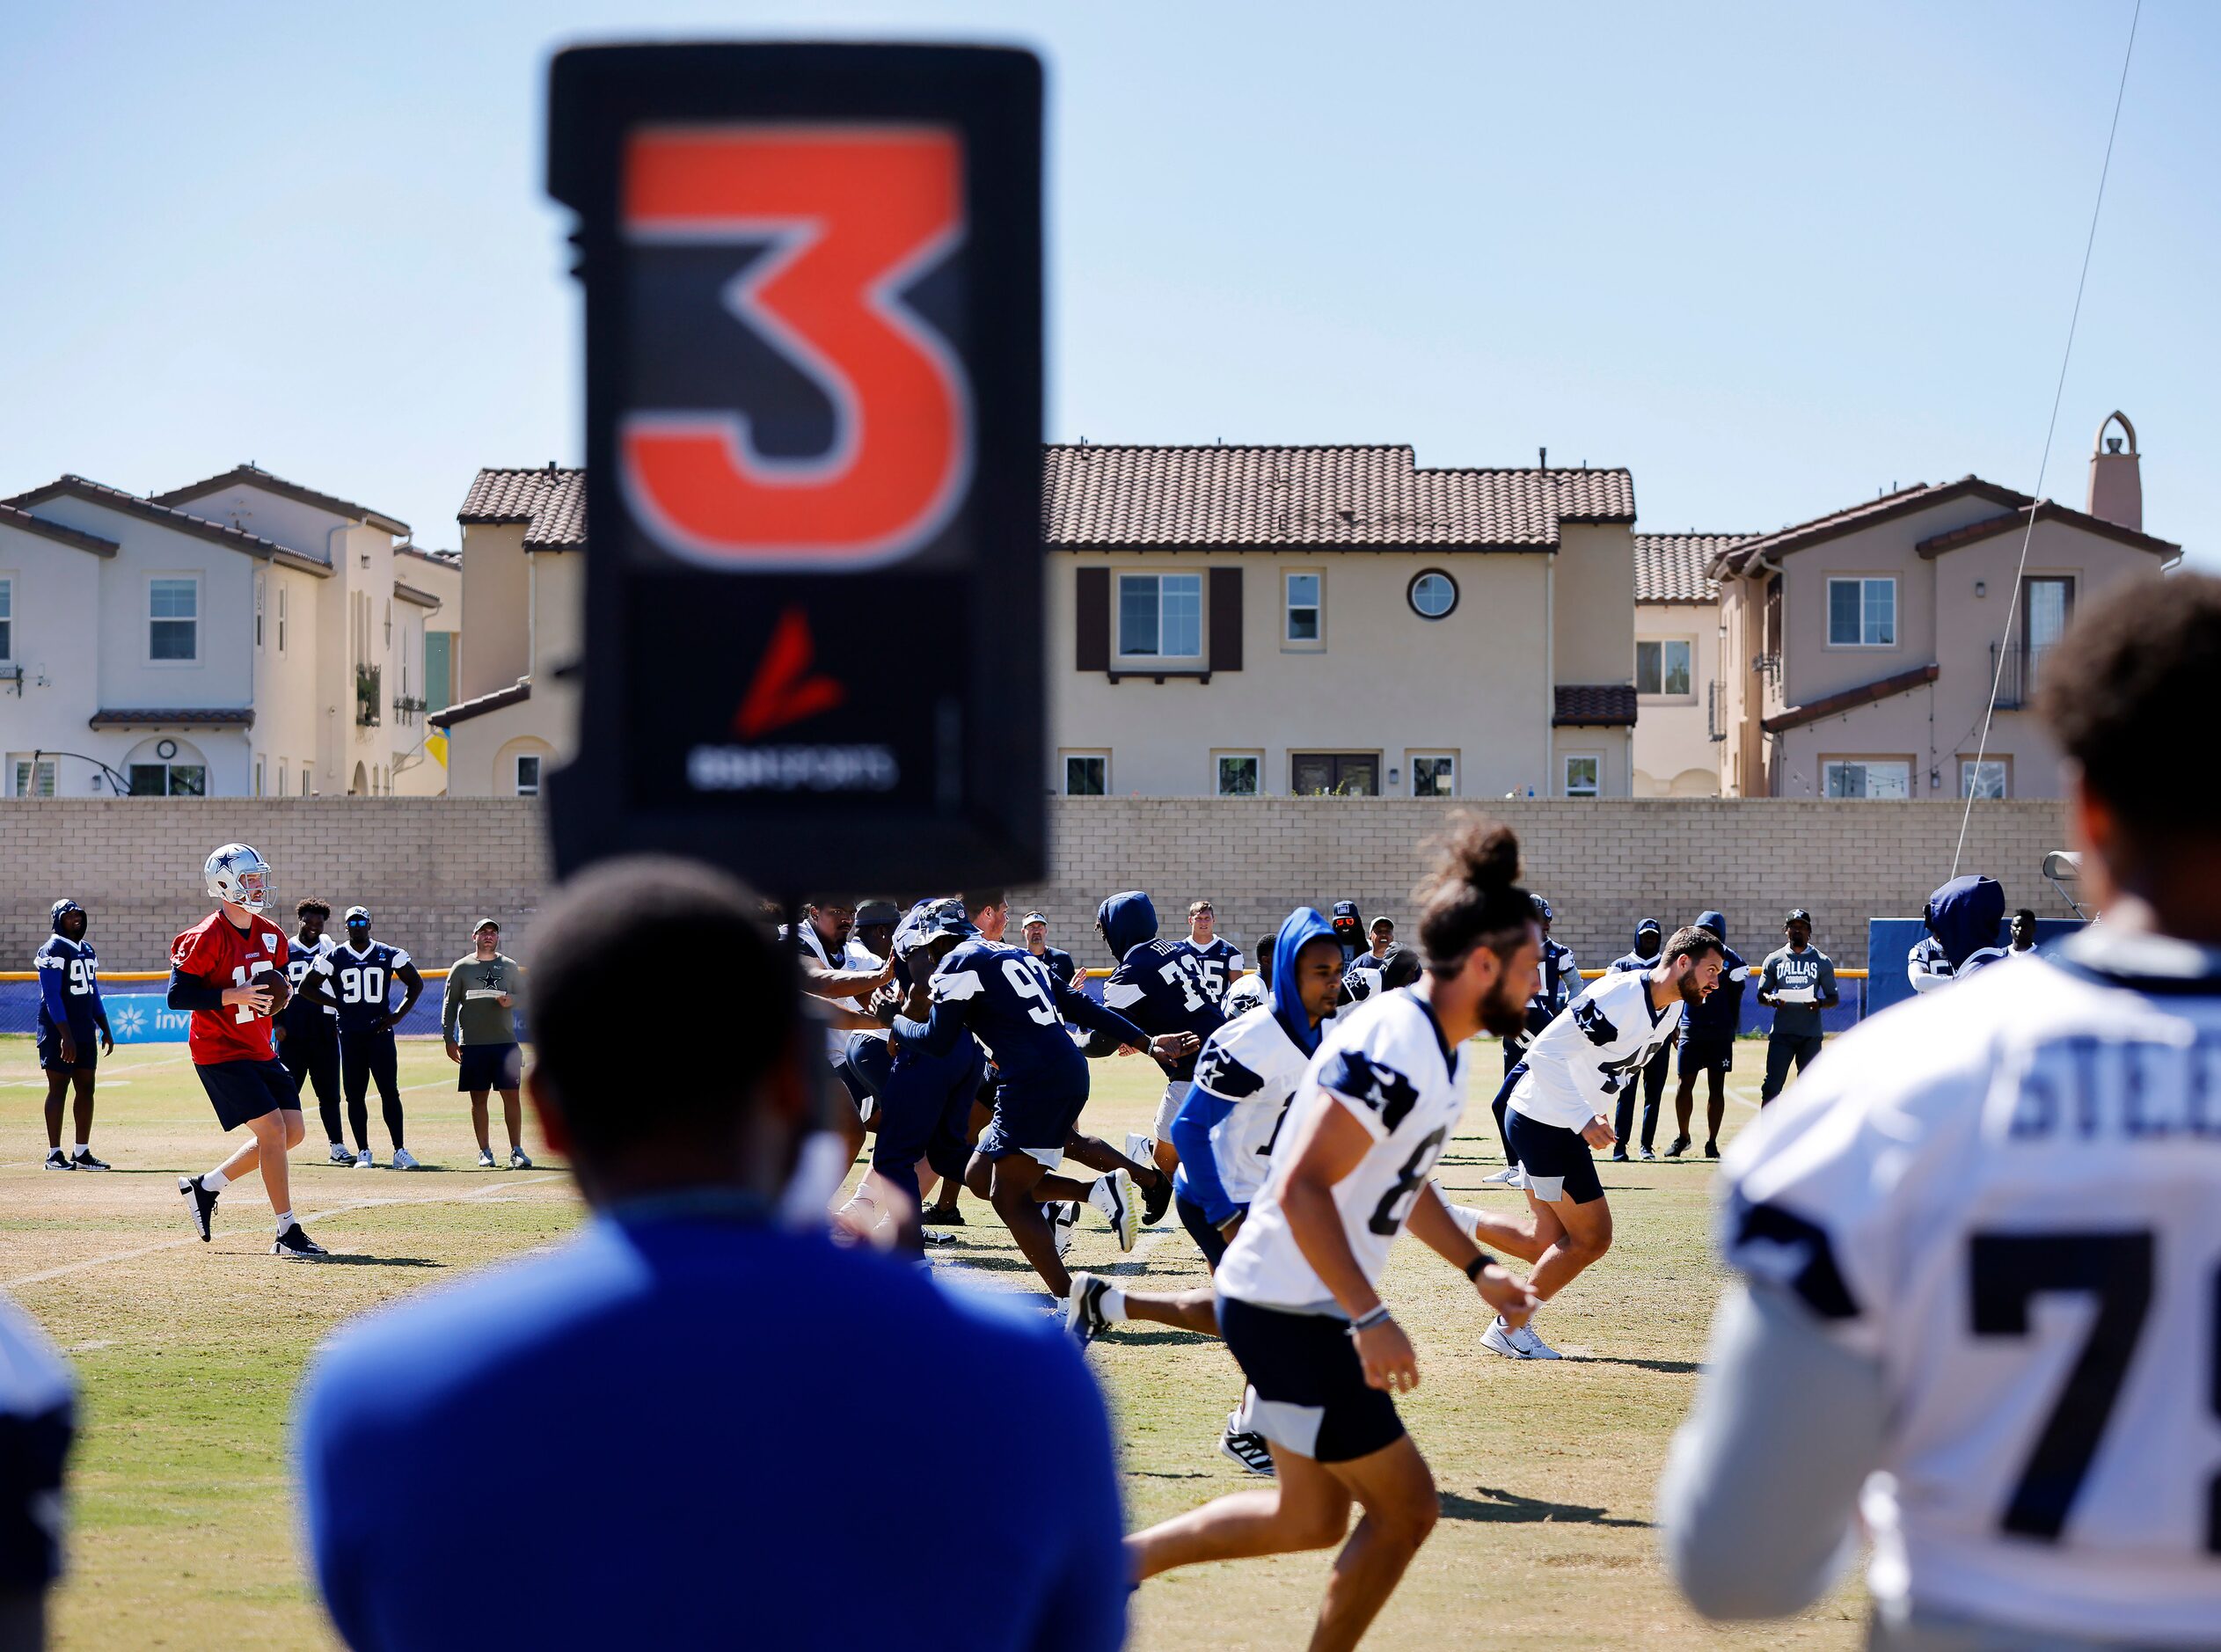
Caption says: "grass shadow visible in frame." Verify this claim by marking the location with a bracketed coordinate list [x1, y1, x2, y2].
[318, 1255, 446, 1268]
[1097, 1327, 1215, 1348]
[1441, 1485, 1651, 1529]
[1575, 1355, 1699, 1374]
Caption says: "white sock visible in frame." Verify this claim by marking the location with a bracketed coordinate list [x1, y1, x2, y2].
[72, 1144, 88, 1157]
[274, 1210, 295, 1234]
[203, 1167, 230, 1193]
[1100, 1285, 1129, 1322]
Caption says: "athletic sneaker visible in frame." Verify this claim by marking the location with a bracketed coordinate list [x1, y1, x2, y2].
[921, 1228, 958, 1248]
[272, 1222, 330, 1261]
[1066, 1271, 1113, 1346]
[509, 1148, 532, 1171]
[391, 1148, 420, 1171]
[477, 1149, 497, 1169]
[327, 1142, 353, 1165]
[1088, 1168, 1138, 1252]
[923, 1205, 964, 1227]
[1610, 1148, 1629, 1162]
[1123, 1130, 1153, 1172]
[1662, 1137, 1691, 1159]
[1479, 1165, 1523, 1186]
[178, 1174, 219, 1241]
[1048, 1200, 1081, 1260]
[1219, 1417, 1275, 1477]
[1636, 1145, 1657, 1162]
[1480, 1315, 1560, 1360]
[1509, 1321, 1561, 1359]
[1140, 1168, 1173, 1228]
[355, 1150, 376, 1168]
[1704, 1140, 1721, 1159]
[70, 1150, 109, 1171]
[42, 1150, 72, 1172]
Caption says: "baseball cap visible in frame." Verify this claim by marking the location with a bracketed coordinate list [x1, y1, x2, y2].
[1531, 895, 1553, 922]
[1786, 908, 1813, 925]
[854, 899, 900, 926]
[344, 905, 371, 923]
[1022, 910, 1048, 926]
[1636, 917, 1662, 934]
[473, 917, 500, 934]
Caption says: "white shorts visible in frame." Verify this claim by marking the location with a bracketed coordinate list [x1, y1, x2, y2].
[1154, 1080, 1193, 1142]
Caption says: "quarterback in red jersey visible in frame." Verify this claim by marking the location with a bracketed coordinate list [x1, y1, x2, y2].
[172, 844, 329, 1259]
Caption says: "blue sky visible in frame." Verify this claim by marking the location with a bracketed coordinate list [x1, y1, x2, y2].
[1, 1, 2210, 565]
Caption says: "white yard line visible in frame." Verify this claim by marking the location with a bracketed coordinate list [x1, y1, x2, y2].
[4, 1173, 567, 1289]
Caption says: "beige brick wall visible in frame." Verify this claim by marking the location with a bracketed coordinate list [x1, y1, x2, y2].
[1, 796, 2071, 974]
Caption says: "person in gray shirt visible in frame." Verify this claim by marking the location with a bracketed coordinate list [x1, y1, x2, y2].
[442, 918, 531, 1169]
[1753, 909, 1836, 1107]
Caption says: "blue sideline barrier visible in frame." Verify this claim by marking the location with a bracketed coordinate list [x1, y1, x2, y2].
[1865, 918, 2086, 1020]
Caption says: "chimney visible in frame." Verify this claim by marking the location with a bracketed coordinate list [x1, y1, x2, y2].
[2086, 411, 2142, 531]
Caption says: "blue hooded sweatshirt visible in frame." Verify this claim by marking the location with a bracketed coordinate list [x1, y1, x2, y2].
[1171, 906, 1341, 1225]
[1923, 876, 2007, 969]
[1680, 910, 1748, 1037]
[1610, 919, 1662, 975]
[1097, 891, 1223, 1080]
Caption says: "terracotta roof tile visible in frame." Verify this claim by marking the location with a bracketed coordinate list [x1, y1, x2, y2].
[427, 676, 531, 729]
[1762, 663, 1940, 735]
[2, 476, 332, 576]
[152, 464, 410, 537]
[1553, 684, 1638, 727]
[1914, 500, 2178, 559]
[1633, 533, 1751, 603]
[1711, 478, 2036, 578]
[0, 502, 118, 556]
[1041, 444, 1633, 550]
[88, 707, 255, 729]
[459, 467, 586, 551]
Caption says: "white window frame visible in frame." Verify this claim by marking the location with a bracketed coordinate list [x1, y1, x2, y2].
[1408, 751, 1458, 798]
[1562, 752, 1602, 800]
[1283, 568, 1325, 648]
[1825, 575, 1897, 648]
[1060, 750, 1110, 796]
[9, 755, 56, 797]
[514, 754, 542, 798]
[1213, 751, 1263, 797]
[147, 573, 201, 667]
[1635, 637, 1695, 700]
[1960, 757, 2009, 800]
[0, 574, 18, 665]
[1115, 572, 1203, 662]
[1822, 757, 1912, 799]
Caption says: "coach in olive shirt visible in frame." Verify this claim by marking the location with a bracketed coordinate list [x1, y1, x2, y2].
[442, 919, 531, 1168]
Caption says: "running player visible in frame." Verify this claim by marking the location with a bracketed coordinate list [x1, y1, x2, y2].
[1906, 874, 2010, 992]
[890, 901, 1195, 1298]
[300, 908, 425, 1168]
[172, 844, 327, 1259]
[1460, 925, 1723, 1359]
[442, 918, 531, 1169]
[1100, 890, 1222, 1203]
[1068, 905, 1346, 1475]
[1185, 899, 1244, 1005]
[1661, 574, 2221, 1644]
[1125, 816, 1542, 1652]
[33, 898, 112, 1171]
[275, 898, 347, 1163]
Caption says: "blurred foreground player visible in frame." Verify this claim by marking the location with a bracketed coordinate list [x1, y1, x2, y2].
[297, 859, 1126, 1651]
[1662, 574, 2221, 1646]
[0, 1295, 73, 1652]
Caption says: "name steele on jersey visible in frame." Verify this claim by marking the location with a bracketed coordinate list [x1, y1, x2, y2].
[684, 609, 897, 795]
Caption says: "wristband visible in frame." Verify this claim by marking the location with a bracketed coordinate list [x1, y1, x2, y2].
[1463, 1252, 1496, 1282]
[1348, 1304, 1392, 1334]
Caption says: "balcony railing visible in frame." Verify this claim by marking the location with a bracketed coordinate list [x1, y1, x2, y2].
[391, 693, 427, 727]
[1988, 643, 2054, 711]
[354, 663, 383, 727]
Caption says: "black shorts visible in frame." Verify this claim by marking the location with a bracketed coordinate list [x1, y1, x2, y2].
[976, 1082, 1086, 1168]
[1503, 1107, 1605, 1205]
[1218, 1296, 1404, 1465]
[457, 1042, 522, 1092]
[1677, 1032, 1735, 1076]
[36, 1022, 97, 1072]
[1176, 1191, 1230, 1269]
[195, 1057, 299, 1131]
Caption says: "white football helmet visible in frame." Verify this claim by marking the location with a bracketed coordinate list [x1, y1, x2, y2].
[205, 843, 274, 911]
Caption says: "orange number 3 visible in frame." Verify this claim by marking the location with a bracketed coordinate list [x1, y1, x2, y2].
[620, 126, 972, 570]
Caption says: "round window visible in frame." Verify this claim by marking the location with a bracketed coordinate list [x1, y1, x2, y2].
[1407, 570, 1458, 619]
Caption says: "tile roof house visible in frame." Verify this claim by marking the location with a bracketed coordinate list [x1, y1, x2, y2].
[1631, 532, 1755, 797]
[1710, 413, 2178, 799]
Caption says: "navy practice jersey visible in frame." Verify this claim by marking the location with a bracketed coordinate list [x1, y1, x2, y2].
[895, 937, 1148, 1100]
[281, 935, 340, 1036]
[1103, 939, 1225, 1081]
[1184, 937, 1245, 1005]
[311, 939, 413, 1034]
[1034, 946, 1079, 991]
[33, 934, 101, 1033]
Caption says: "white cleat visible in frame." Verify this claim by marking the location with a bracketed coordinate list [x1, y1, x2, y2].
[478, 1149, 497, 1169]
[355, 1149, 376, 1169]
[391, 1148, 420, 1171]
[509, 1148, 533, 1171]
[327, 1143, 352, 1165]
[1041, 1200, 1080, 1260]
[1124, 1130, 1153, 1171]
[1479, 1165, 1523, 1186]
[1088, 1168, 1138, 1252]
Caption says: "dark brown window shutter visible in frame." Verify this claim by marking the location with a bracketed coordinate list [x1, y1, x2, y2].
[1209, 566, 1242, 671]
[1075, 567, 1109, 671]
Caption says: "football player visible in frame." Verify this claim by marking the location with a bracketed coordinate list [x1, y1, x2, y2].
[274, 898, 347, 1163]
[1479, 893, 1577, 1183]
[300, 907, 425, 1168]
[1906, 874, 2011, 993]
[1460, 925, 1725, 1359]
[0, 1292, 73, 1643]
[33, 897, 112, 1170]
[1098, 890, 1223, 1203]
[1661, 572, 2221, 1645]
[1125, 816, 1542, 1650]
[890, 898, 1195, 1298]
[1604, 918, 1669, 1159]
[1662, 909, 1750, 1160]
[1068, 906, 1345, 1476]
[172, 844, 327, 1259]
[1184, 899, 1245, 1005]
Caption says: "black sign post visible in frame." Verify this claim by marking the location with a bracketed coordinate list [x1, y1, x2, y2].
[544, 44, 1045, 899]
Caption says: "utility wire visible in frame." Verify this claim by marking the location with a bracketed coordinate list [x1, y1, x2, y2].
[1952, 0, 2142, 880]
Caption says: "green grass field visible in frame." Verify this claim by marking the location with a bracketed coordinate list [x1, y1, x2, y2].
[3, 1032, 1864, 1649]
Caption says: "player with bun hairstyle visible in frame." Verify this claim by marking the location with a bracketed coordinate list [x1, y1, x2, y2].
[1126, 815, 1543, 1652]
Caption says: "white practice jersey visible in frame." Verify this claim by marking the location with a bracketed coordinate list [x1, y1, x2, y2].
[1185, 1005, 1311, 1214]
[1222, 972, 1268, 1017]
[1907, 935, 2010, 994]
[1720, 931, 2221, 1643]
[1509, 967, 1683, 1130]
[1216, 989, 1465, 1314]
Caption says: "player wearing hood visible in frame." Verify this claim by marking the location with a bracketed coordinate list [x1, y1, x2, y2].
[1664, 910, 1750, 1160]
[892, 899, 1196, 1297]
[1907, 874, 2009, 993]
[1329, 901, 1366, 969]
[34, 897, 113, 1171]
[1097, 891, 1224, 1210]
[1605, 919, 1668, 1159]
[1068, 907, 1348, 1476]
